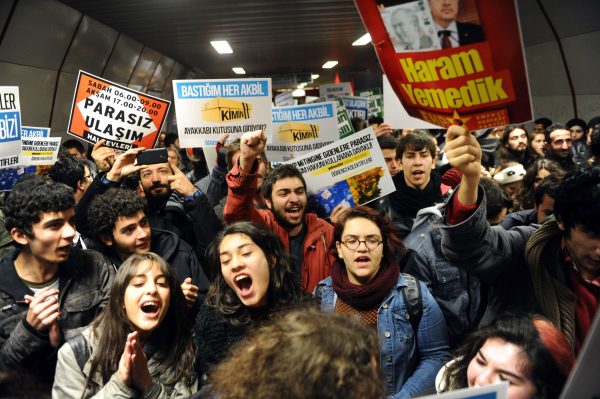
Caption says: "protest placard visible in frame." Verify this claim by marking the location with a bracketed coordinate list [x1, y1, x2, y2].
[173, 78, 272, 148]
[341, 96, 369, 120]
[21, 126, 50, 139]
[319, 82, 352, 100]
[355, 0, 532, 129]
[285, 127, 394, 217]
[0, 87, 22, 169]
[418, 383, 508, 399]
[368, 94, 383, 119]
[67, 71, 170, 151]
[20, 137, 61, 166]
[267, 102, 338, 161]
[274, 90, 294, 107]
[311, 97, 355, 139]
[0, 165, 37, 191]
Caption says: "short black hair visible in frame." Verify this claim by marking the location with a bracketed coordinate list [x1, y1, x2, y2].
[480, 177, 512, 222]
[565, 118, 587, 133]
[261, 164, 307, 201]
[350, 117, 367, 132]
[587, 116, 600, 132]
[48, 155, 86, 190]
[164, 133, 179, 148]
[397, 130, 436, 159]
[368, 116, 384, 126]
[544, 123, 567, 143]
[88, 188, 147, 239]
[377, 135, 398, 151]
[534, 117, 552, 129]
[590, 125, 600, 159]
[62, 139, 86, 154]
[554, 166, 600, 235]
[4, 175, 75, 237]
[533, 175, 562, 207]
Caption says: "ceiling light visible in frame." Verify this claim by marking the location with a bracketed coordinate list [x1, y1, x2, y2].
[352, 33, 371, 46]
[210, 41, 233, 54]
[322, 61, 338, 69]
[298, 83, 306, 88]
[311, 74, 320, 80]
[232, 67, 246, 74]
[292, 88, 306, 97]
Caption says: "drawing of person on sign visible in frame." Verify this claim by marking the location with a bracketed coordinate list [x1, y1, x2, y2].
[382, 1, 440, 52]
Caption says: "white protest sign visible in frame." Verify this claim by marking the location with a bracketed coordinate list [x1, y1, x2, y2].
[20, 137, 61, 165]
[21, 126, 50, 138]
[274, 91, 294, 107]
[383, 74, 442, 129]
[319, 82, 352, 100]
[285, 127, 395, 216]
[173, 78, 272, 148]
[341, 96, 369, 120]
[0, 87, 22, 169]
[267, 102, 338, 161]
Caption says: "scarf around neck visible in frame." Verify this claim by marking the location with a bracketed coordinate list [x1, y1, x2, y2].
[390, 171, 443, 217]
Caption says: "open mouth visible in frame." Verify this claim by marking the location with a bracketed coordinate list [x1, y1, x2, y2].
[285, 205, 302, 218]
[234, 274, 253, 297]
[140, 301, 161, 317]
[56, 244, 72, 254]
[412, 170, 425, 178]
[355, 256, 371, 266]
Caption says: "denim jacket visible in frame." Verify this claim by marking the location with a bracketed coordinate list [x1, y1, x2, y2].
[316, 274, 450, 399]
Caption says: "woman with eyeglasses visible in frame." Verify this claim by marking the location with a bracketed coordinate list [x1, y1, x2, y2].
[314, 206, 450, 399]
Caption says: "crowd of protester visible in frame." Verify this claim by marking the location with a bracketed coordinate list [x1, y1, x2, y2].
[0, 113, 598, 398]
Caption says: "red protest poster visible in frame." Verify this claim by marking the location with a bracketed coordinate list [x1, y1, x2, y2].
[355, 0, 532, 130]
[67, 71, 170, 150]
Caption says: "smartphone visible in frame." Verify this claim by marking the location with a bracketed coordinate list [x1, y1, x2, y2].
[136, 148, 168, 165]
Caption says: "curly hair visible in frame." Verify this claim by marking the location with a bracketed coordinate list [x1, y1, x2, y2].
[48, 155, 86, 190]
[442, 314, 574, 399]
[86, 253, 195, 392]
[554, 165, 600, 235]
[87, 188, 146, 239]
[333, 206, 406, 264]
[4, 174, 74, 237]
[515, 159, 565, 210]
[205, 222, 304, 326]
[261, 164, 307, 201]
[210, 308, 383, 399]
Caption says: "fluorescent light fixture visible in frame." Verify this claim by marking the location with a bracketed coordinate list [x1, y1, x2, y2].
[292, 88, 306, 97]
[232, 67, 246, 74]
[210, 40, 233, 54]
[352, 33, 372, 46]
[311, 74, 320, 80]
[322, 60, 338, 69]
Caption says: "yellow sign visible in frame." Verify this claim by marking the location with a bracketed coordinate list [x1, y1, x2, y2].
[277, 122, 320, 143]
[201, 97, 252, 123]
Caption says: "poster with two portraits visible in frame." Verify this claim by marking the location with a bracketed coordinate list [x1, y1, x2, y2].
[355, 0, 532, 130]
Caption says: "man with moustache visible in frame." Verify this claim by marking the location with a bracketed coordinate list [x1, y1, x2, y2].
[545, 123, 576, 172]
[224, 130, 335, 292]
[498, 125, 538, 169]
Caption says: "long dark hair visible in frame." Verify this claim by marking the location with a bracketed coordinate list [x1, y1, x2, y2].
[516, 159, 565, 209]
[443, 314, 574, 399]
[333, 206, 406, 264]
[205, 222, 303, 326]
[85, 253, 195, 392]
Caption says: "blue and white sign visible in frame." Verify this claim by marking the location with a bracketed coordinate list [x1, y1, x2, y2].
[0, 87, 22, 169]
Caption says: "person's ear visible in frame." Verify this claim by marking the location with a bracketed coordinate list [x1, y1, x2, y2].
[556, 217, 565, 231]
[265, 198, 272, 210]
[11, 228, 29, 246]
[99, 232, 113, 247]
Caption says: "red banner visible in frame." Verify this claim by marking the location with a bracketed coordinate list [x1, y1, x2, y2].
[355, 0, 531, 130]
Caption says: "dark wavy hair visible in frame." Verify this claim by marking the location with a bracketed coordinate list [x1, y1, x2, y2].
[86, 253, 195, 392]
[4, 174, 75, 238]
[333, 206, 406, 264]
[443, 314, 574, 399]
[88, 188, 147, 239]
[48, 154, 86, 190]
[205, 222, 303, 326]
[396, 130, 436, 159]
[210, 308, 383, 399]
[554, 165, 600, 235]
[515, 159, 565, 210]
[261, 164, 307, 202]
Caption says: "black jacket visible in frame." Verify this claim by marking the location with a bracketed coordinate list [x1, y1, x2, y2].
[0, 246, 113, 388]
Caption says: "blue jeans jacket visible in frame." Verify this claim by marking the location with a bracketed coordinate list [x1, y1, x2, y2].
[316, 274, 450, 399]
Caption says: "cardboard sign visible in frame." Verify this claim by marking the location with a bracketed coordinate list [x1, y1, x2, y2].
[67, 71, 170, 151]
[173, 78, 272, 147]
[267, 102, 338, 161]
[419, 383, 508, 399]
[355, 0, 532, 129]
[341, 96, 369, 120]
[285, 127, 395, 217]
[21, 126, 50, 138]
[0, 87, 22, 169]
[274, 91, 294, 107]
[0, 165, 37, 191]
[20, 137, 61, 166]
[319, 82, 353, 100]
[368, 94, 383, 118]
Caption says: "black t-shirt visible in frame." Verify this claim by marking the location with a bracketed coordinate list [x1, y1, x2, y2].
[288, 224, 306, 285]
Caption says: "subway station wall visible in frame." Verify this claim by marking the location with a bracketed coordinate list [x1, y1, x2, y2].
[0, 0, 188, 139]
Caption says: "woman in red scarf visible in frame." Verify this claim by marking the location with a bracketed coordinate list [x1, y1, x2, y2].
[315, 206, 450, 398]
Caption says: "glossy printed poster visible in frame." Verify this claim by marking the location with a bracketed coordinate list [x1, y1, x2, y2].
[355, 0, 532, 129]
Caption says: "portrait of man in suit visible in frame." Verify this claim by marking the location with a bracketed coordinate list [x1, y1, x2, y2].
[428, 0, 484, 48]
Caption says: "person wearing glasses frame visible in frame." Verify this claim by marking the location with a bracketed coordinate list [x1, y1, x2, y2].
[314, 206, 449, 398]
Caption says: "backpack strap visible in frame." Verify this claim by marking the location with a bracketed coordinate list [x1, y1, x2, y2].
[401, 273, 423, 332]
[68, 333, 90, 372]
[314, 284, 324, 305]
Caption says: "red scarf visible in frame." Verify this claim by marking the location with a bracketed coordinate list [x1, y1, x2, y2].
[331, 259, 400, 310]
